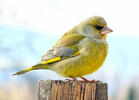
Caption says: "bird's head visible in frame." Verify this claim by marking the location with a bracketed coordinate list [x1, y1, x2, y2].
[80, 16, 113, 39]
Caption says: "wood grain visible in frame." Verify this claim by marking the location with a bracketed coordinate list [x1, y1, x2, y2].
[37, 80, 107, 100]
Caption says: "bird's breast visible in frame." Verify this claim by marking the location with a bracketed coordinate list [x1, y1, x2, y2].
[50, 38, 108, 77]
[78, 38, 108, 72]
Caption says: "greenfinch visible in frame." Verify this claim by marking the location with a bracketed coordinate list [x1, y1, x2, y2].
[13, 16, 113, 80]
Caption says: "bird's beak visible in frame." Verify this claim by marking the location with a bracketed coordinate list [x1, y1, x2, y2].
[101, 26, 113, 34]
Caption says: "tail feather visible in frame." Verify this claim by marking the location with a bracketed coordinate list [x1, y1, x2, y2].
[13, 64, 47, 76]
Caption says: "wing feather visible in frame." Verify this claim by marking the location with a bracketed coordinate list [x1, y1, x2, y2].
[41, 33, 85, 64]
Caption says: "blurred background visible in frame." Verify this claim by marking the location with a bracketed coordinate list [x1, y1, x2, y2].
[0, 0, 139, 100]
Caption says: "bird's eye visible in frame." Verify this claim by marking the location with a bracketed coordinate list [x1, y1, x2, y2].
[94, 25, 103, 30]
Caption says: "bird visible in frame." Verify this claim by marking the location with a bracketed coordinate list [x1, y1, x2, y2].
[13, 16, 113, 81]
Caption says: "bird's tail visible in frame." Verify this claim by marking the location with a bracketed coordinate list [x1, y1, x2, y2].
[12, 64, 48, 76]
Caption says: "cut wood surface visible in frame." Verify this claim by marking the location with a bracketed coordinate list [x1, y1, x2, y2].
[37, 80, 108, 100]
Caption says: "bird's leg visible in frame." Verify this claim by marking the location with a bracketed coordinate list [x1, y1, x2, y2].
[66, 76, 77, 81]
[80, 76, 89, 82]
[80, 76, 100, 83]
[71, 76, 77, 81]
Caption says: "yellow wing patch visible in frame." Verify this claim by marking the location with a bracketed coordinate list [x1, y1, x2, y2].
[41, 57, 61, 64]
[41, 50, 82, 65]
[73, 50, 80, 56]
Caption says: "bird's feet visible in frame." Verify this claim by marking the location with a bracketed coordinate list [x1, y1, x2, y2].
[66, 76, 78, 81]
[79, 76, 89, 82]
[66, 76, 101, 83]
[80, 76, 101, 83]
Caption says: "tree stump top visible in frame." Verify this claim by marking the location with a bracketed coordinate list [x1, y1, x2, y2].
[37, 80, 108, 100]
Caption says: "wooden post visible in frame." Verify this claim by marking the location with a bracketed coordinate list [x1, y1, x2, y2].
[37, 80, 108, 100]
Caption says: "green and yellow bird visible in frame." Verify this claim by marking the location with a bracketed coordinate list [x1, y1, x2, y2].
[13, 16, 113, 81]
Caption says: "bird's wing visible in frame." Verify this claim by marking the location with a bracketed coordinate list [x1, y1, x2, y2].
[41, 33, 85, 64]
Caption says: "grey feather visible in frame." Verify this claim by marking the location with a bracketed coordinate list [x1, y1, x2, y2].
[54, 47, 75, 57]
[41, 47, 77, 61]
[41, 49, 56, 61]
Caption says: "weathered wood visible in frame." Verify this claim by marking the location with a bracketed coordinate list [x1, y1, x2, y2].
[37, 80, 108, 100]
